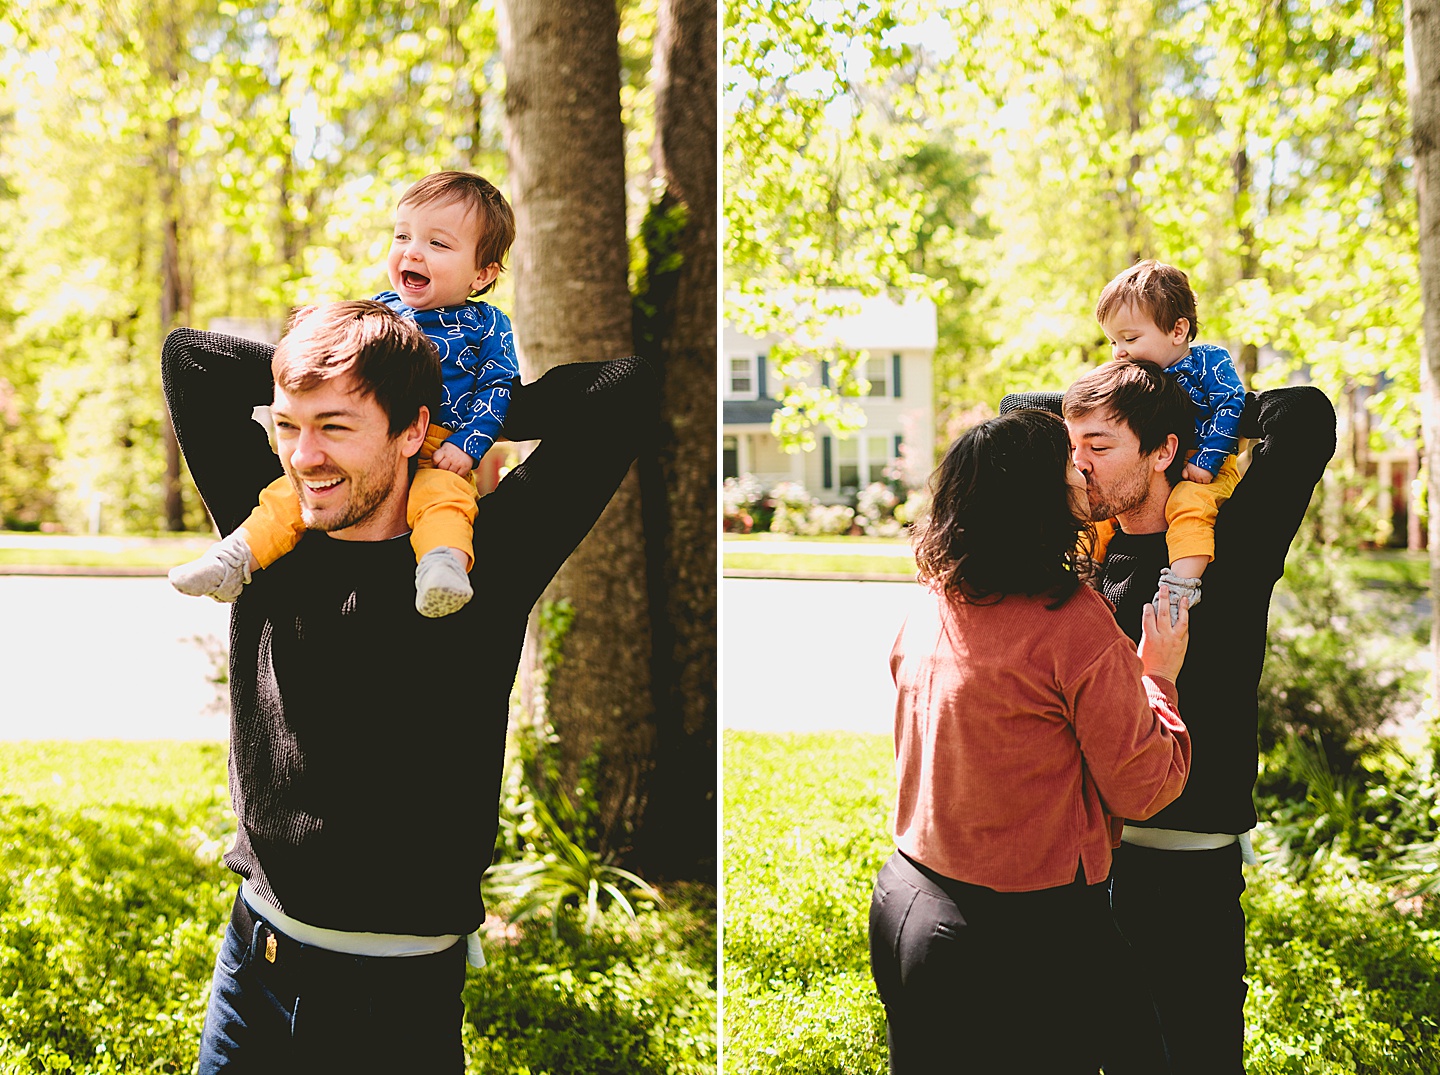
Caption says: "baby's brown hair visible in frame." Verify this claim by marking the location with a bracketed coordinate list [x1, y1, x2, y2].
[1096, 259, 1199, 342]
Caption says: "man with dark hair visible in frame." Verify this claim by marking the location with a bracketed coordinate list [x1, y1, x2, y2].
[1004, 364, 1335, 1073]
[163, 301, 655, 1073]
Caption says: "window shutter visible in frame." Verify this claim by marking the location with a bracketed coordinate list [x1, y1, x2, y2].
[822, 436, 833, 489]
[892, 353, 902, 398]
[820, 361, 830, 389]
[894, 434, 904, 460]
[757, 353, 768, 399]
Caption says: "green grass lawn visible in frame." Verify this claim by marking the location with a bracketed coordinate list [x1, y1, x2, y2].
[724, 730, 1440, 1075]
[0, 742, 715, 1075]
[1344, 548, 1428, 593]
[0, 538, 213, 569]
[723, 533, 908, 545]
[723, 552, 915, 577]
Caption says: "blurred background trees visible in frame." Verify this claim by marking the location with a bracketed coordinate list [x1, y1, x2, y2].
[726, 0, 1419, 479]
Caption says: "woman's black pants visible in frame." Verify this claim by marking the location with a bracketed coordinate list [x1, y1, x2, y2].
[869, 850, 1158, 1074]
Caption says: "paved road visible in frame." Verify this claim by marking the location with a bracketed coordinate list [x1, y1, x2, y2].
[0, 576, 230, 739]
[723, 576, 921, 735]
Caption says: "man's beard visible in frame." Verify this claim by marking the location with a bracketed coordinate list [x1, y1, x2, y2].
[1086, 463, 1154, 522]
[289, 445, 401, 533]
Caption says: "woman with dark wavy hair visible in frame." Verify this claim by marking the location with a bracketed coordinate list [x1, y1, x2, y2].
[868, 408, 1192, 1073]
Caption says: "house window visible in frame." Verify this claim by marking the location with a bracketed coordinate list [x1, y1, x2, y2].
[723, 435, 739, 480]
[834, 433, 893, 494]
[865, 355, 888, 398]
[727, 355, 758, 400]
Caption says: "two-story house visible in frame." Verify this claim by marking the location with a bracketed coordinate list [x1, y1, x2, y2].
[722, 291, 937, 503]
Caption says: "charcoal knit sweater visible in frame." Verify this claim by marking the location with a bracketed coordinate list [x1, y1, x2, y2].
[162, 327, 656, 936]
[1002, 386, 1336, 833]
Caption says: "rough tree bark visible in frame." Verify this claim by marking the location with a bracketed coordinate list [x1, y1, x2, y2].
[630, 0, 718, 881]
[1405, 0, 1440, 690]
[498, 0, 657, 854]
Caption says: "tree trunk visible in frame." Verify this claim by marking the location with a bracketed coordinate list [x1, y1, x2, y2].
[1405, 0, 1440, 692]
[160, 37, 186, 532]
[1233, 141, 1259, 384]
[498, 0, 656, 855]
[629, 0, 717, 882]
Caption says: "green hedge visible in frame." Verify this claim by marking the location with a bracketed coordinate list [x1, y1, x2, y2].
[724, 731, 1440, 1075]
[0, 742, 715, 1074]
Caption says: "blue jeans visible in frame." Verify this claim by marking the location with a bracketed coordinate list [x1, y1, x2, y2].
[197, 889, 468, 1074]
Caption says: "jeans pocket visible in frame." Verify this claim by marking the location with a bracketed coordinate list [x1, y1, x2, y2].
[215, 921, 253, 977]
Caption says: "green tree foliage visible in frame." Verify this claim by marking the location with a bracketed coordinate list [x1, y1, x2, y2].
[0, 0, 504, 531]
[725, 0, 1419, 460]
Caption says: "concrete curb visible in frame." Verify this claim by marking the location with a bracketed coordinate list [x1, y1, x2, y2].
[723, 569, 914, 584]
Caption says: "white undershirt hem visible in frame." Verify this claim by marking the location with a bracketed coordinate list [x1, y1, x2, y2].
[1121, 826, 1257, 865]
[240, 880, 485, 967]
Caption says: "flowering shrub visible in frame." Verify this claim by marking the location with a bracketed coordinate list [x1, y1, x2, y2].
[854, 482, 900, 537]
[806, 503, 857, 536]
[893, 487, 931, 529]
[723, 474, 766, 533]
[767, 481, 817, 535]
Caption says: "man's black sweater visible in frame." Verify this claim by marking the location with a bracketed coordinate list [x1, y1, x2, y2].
[162, 327, 656, 937]
[1004, 385, 1336, 833]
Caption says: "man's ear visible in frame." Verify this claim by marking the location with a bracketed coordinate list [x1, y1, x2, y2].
[400, 405, 430, 460]
[1152, 432, 1180, 474]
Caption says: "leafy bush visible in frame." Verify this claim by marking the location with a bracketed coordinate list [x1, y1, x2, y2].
[486, 792, 662, 934]
[1255, 733, 1440, 875]
[1258, 541, 1420, 774]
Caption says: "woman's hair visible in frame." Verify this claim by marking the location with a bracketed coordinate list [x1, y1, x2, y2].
[913, 408, 1094, 606]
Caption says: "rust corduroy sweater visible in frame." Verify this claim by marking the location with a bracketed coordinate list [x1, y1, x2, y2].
[890, 585, 1190, 892]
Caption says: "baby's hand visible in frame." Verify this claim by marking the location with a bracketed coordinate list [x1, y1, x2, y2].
[432, 442, 476, 477]
[1182, 462, 1214, 485]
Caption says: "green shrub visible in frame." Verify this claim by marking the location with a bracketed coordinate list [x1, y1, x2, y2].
[1258, 542, 1420, 775]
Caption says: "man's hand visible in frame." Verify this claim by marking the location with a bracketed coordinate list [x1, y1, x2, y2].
[432, 442, 476, 477]
[1182, 462, 1214, 484]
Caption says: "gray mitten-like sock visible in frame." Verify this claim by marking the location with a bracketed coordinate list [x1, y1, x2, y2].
[1154, 566, 1201, 626]
[169, 531, 254, 602]
[415, 547, 474, 618]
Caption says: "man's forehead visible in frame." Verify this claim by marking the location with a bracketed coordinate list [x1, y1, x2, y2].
[272, 372, 374, 415]
[1065, 408, 1134, 441]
